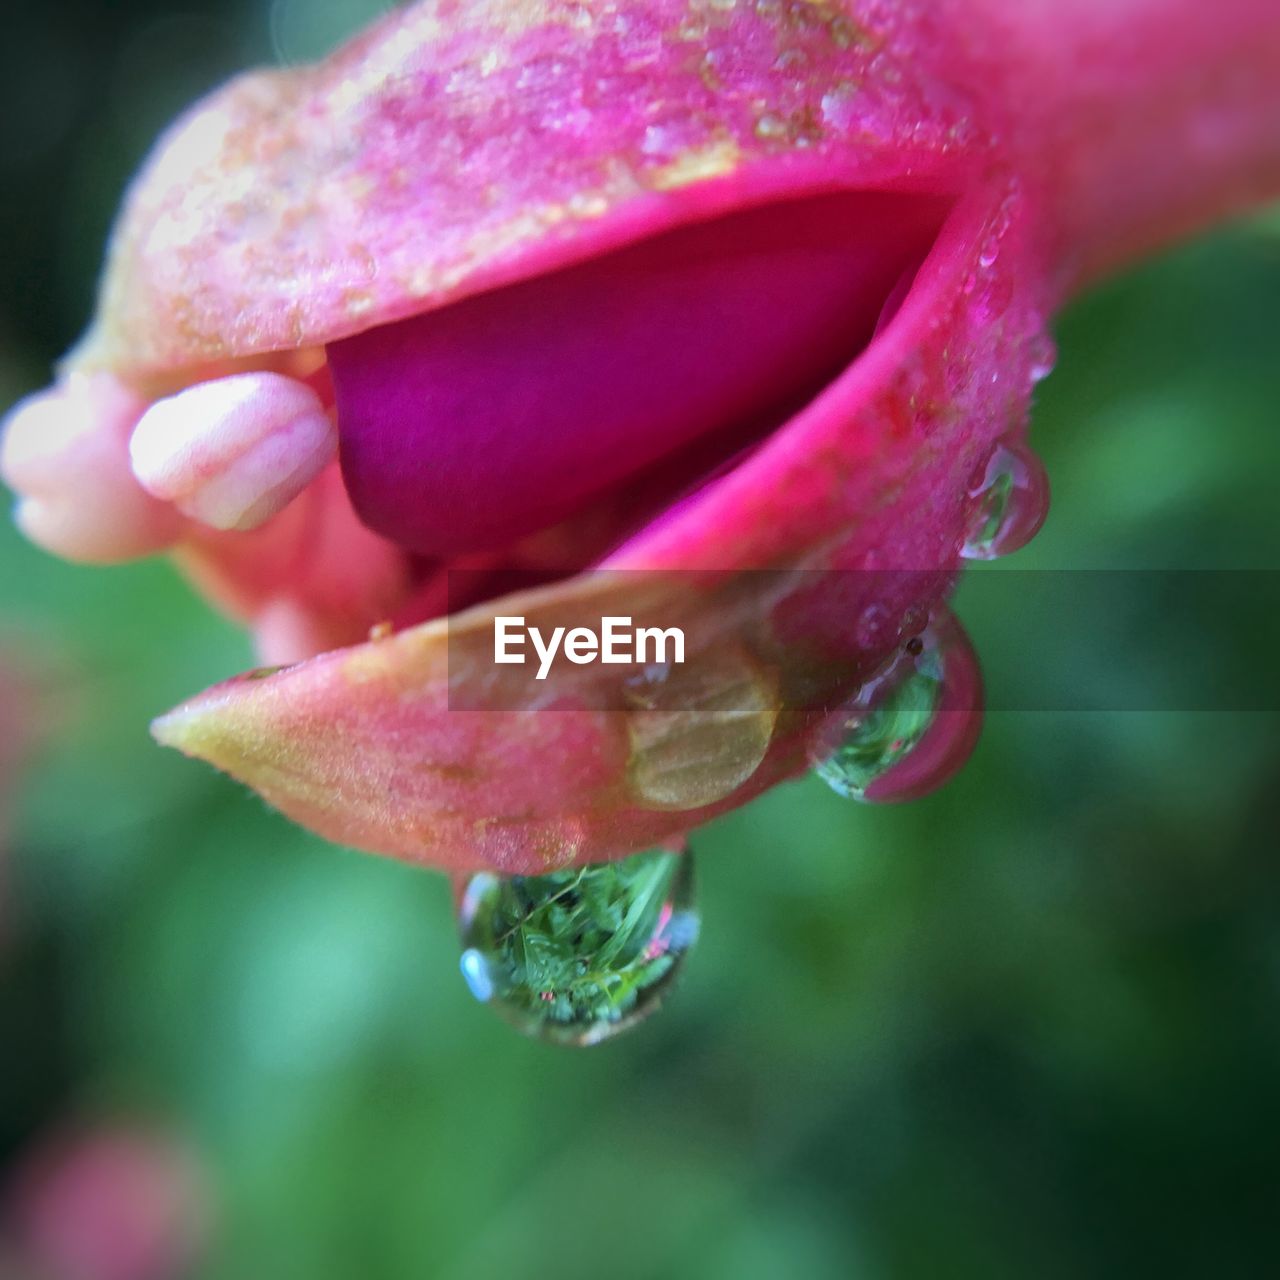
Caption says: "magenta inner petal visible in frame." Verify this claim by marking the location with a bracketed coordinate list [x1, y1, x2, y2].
[327, 191, 951, 557]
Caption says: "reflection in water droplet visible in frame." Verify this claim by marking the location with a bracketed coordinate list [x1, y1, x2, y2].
[457, 846, 698, 1045]
[865, 612, 983, 803]
[809, 609, 983, 803]
[960, 438, 1049, 561]
[624, 650, 777, 810]
[809, 645, 941, 800]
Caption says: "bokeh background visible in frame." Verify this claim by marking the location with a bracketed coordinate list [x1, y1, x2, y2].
[2, 3, 1279, 1277]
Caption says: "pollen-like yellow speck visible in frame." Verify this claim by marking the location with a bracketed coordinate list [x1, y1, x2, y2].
[650, 139, 740, 191]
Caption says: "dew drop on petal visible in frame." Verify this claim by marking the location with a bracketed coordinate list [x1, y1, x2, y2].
[809, 648, 941, 801]
[898, 602, 929, 639]
[1028, 333, 1058, 384]
[861, 611, 983, 803]
[624, 650, 777, 810]
[809, 609, 983, 803]
[457, 846, 699, 1045]
[959, 438, 1050, 561]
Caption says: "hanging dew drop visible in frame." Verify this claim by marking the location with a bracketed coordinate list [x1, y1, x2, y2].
[809, 608, 984, 804]
[960, 438, 1049, 561]
[1028, 333, 1058, 384]
[623, 648, 777, 811]
[457, 845, 698, 1045]
[809, 645, 943, 801]
[863, 611, 984, 803]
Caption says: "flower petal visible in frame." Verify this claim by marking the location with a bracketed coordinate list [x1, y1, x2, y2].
[65, 0, 978, 381]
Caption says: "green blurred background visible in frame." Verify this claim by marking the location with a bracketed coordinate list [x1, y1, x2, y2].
[2, 3, 1279, 1277]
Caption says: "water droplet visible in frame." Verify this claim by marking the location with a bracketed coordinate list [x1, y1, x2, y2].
[457, 845, 699, 1045]
[1028, 333, 1057, 384]
[809, 609, 983, 803]
[960, 438, 1049, 561]
[820, 82, 860, 131]
[809, 648, 940, 800]
[625, 649, 777, 810]
[898, 602, 929, 639]
[978, 242, 999, 269]
[864, 612, 983, 803]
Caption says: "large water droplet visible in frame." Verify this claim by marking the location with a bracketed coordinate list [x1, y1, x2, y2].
[624, 649, 777, 810]
[457, 845, 698, 1045]
[809, 609, 983, 803]
[960, 438, 1049, 561]
[809, 647, 940, 800]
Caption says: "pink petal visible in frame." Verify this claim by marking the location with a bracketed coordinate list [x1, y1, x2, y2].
[329, 190, 948, 555]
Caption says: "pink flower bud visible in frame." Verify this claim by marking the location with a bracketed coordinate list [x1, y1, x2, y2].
[7, 0, 1280, 870]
